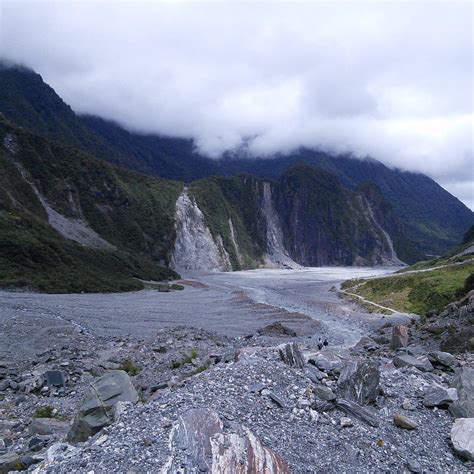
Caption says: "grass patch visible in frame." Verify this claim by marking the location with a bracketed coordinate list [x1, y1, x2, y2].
[33, 406, 54, 418]
[119, 359, 141, 376]
[170, 349, 199, 369]
[345, 261, 474, 315]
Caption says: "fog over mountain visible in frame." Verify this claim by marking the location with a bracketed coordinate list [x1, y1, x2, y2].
[1, 1, 472, 208]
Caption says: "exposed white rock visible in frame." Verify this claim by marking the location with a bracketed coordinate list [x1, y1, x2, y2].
[228, 218, 244, 267]
[451, 418, 474, 461]
[171, 188, 232, 273]
[261, 182, 301, 269]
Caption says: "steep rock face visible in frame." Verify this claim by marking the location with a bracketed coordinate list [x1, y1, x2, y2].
[171, 188, 232, 272]
[275, 166, 401, 266]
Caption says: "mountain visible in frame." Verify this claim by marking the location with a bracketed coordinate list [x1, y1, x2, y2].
[1, 63, 472, 258]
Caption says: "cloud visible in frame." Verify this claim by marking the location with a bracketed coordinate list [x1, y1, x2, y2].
[1, 0, 473, 208]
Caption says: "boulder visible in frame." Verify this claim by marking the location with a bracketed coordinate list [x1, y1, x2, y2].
[278, 343, 305, 369]
[67, 370, 139, 442]
[353, 336, 379, 352]
[393, 414, 417, 430]
[423, 386, 458, 408]
[449, 367, 474, 418]
[29, 418, 70, 436]
[451, 418, 474, 461]
[313, 385, 336, 401]
[427, 351, 456, 369]
[390, 325, 409, 349]
[393, 354, 433, 372]
[43, 370, 66, 388]
[305, 366, 327, 383]
[335, 399, 379, 427]
[164, 408, 290, 473]
[257, 322, 297, 337]
[337, 360, 379, 405]
[0, 452, 23, 474]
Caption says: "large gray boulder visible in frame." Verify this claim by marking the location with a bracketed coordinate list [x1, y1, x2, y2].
[423, 386, 458, 408]
[451, 418, 474, 461]
[278, 343, 305, 369]
[390, 325, 409, 349]
[393, 354, 433, 372]
[0, 452, 23, 474]
[449, 367, 474, 418]
[164, 408, 290, 473]
[67, 370, 139, 442]
[427, 351, 456, 369]
[337, 360, 379, 405]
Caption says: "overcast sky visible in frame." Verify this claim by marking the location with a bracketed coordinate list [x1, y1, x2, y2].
[1, 1, 473, 209]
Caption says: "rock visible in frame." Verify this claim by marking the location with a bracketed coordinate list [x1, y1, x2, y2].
[248, 383, 266, 393]
[312, 400, 336, 412]
[0, 452, 23, 474]
[335, 399, 380, 427]
[268, 392, 287, 409]
[393, 354, 434, 372]
[305, 366, 327, 383]
[406, 458, 422, 473]
[337, 360, 379, 405]
[67, 370, 139, 442]
[313, 385, 336, 401]
[393, 414, 417, 430]
[0, 380, 10, 392]
[340, 417, 353, 427]
[30, 418, 70, 436]
[309, 355, 342, 373]
[424, 386, 458, 408]
[257, 322, 297, 337]
[164, 408, 290, 473]
[44, 443, 77, 462]
[390, 325, 409, 349]
[278, 343, 305, 369]
[427, 351, 456, 369]
[353, 336, 379, 352]
[451, 418, 474, 461]
[449, 367, 474, 418]
[28, 437, 47, 452]
[43, 370, 66, 388]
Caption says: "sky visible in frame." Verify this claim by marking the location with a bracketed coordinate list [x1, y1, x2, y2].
[1, 0, 473, 209]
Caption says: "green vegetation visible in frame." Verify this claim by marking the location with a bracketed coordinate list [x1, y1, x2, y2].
[0, 119, 179, 293]
[343, 261, 474, 315]
[33, 405, 54, 418]
[119, 359, 141, 376]
[190, 175, 265, 269]
[170, 349, 199, 369]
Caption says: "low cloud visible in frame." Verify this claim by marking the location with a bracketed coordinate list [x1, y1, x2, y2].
[1, 1, 473, 208]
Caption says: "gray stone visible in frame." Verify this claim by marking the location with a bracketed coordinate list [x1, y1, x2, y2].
[248, 383, 266, 393]
[313, 385, 336, 401]
[305, 366, 327, 383]
[427, 351, 456, 369]
[337, 360, 379, 405]
[353, 336, 379, 352]
[0, 380, 10, 392]
[278, 343, 304, 369]
[257, 322, 297, 337]
[67, 370, 139, 442]
[390, 325, 409, 349]
[449, 367, 474, 418]
[164, 408, 290, 473]
[0, 451, 23, 474]
[393, 354, 434, 372]
[406, 458, 421, 473]
[30, 418, 70, 436]
[268, 392, 287, 409]
[424, 386, 458, 408]
[44, 370, 66, 388]
[335, 399, 380, 427]
[451, 418, 474, 461]
[340, 417, 353, 427]
[393, 413, 417, 430]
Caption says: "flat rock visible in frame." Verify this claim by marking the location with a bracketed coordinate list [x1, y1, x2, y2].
[424, 386, 458, 408]
[393, 413, 417, 430]
[449, 367, 474, 418]
[29, 418, 70, 436]
[427, 351, 456, 369]
[393, 354, 434, 372]
[0, 452, 23, 474]
[337, 360, 379, 405]
[313, 385, 336, 401]
[67, 370, 139, 442]
[353, 336, 379, 352]
[164, 408, 290, 473]
[335, 399, 380, 427]
[451, 418, 474, 461]
[305, 366, 327, 383]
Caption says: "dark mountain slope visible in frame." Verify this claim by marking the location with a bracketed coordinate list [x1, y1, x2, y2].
[0, 63, 471, 257]
[0, 118, 180, 292]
